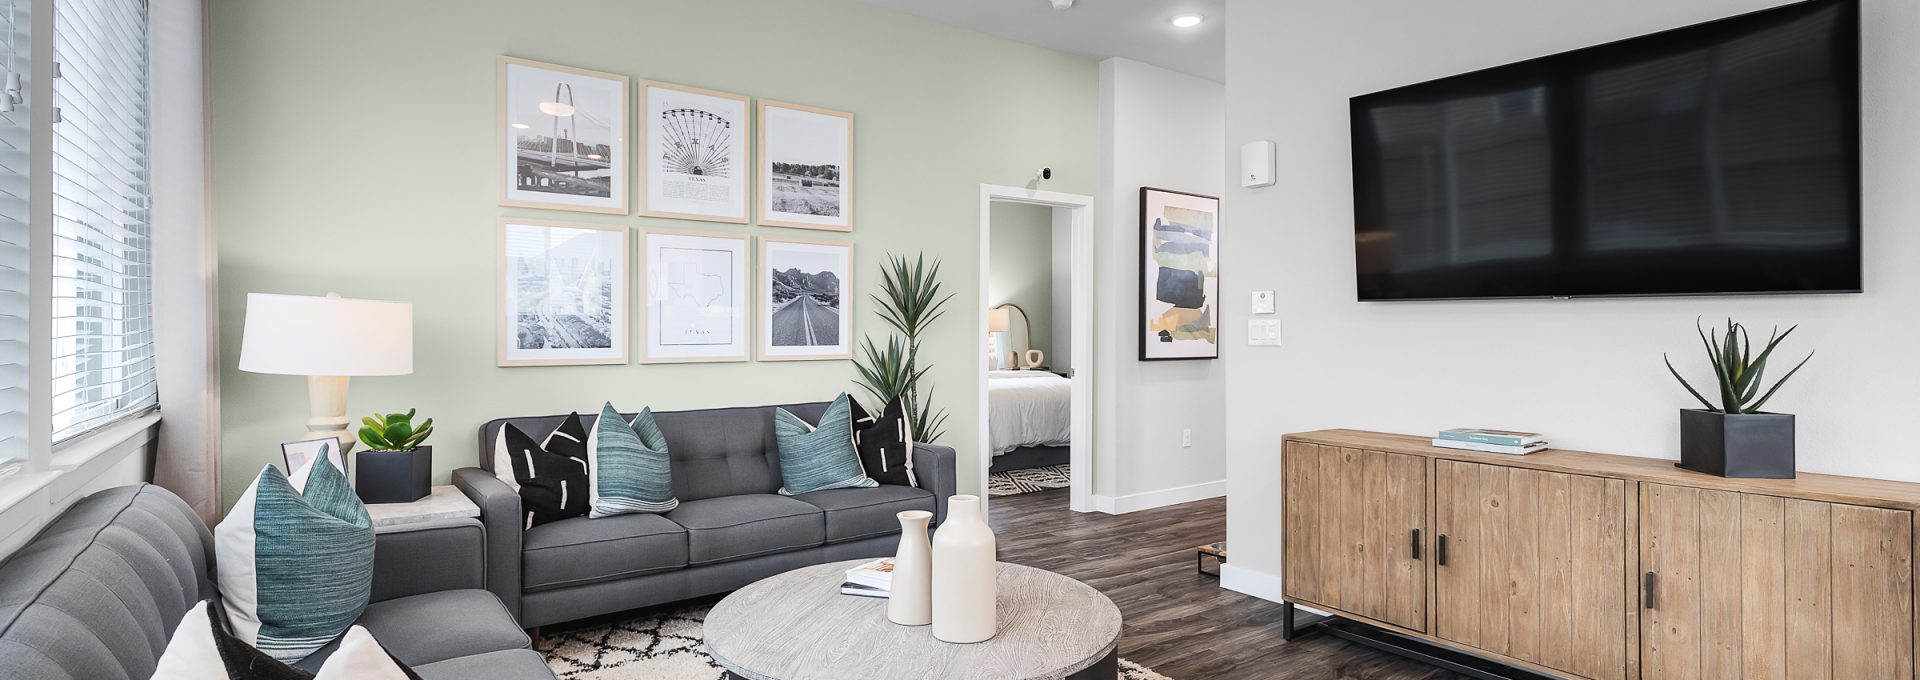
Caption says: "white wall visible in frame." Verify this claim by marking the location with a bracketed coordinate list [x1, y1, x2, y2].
[1221, 0, 1920, 601]
[1095, 58, 1228, 511]
[1051, 207, 1073, 370]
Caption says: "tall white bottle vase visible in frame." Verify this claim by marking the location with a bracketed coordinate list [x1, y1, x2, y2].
[931, 495, 997, 643]
[889, 510, 934, 626]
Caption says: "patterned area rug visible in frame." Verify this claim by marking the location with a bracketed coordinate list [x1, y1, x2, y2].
[538, 600, 1171, 679]
[987, 463, 1071, 497]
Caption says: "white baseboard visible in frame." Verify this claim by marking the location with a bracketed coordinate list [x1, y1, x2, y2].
[1090, 479, 1225, 515]
[1220, 564, 1286, 603]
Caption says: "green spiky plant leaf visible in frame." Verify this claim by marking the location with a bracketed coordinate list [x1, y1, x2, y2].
[1665, 318, 1813, 415]
[357, 408, 434, 451]
[853, 253, 954, 443]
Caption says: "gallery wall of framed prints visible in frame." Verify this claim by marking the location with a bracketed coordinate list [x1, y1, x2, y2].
[497, 219, 630, 367]
[758, 236, 853, 361]
[498, 57, 630, 215]
[495, 55, 857, 367]
[637, 228, 751, 363]
[757, 101, 854, 232]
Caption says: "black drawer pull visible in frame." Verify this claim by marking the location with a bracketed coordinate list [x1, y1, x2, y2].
[1643, 572, 1657, 610]
[1436, 534, 1448, 566]
[1410, 529, 1421, 560]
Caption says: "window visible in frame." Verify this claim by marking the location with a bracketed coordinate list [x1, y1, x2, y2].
[48, 0, 152, 442]
[0, 0, 27, 463]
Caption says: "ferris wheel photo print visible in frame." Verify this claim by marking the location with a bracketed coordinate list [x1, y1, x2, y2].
[640, 80, 752, 224]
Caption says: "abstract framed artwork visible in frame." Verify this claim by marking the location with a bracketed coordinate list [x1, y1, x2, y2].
[757, 100, 853, 231]
[639, 80, 751, 224]
[498, 219, 629, 366]
[758, 236, 852, 361]
[1139, 187, 1220, 361]
[637, 228, 750, 363]
[499, 56, 629, 215]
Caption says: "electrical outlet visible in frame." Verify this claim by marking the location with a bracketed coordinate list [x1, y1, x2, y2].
[1182, 428, 1193, 448]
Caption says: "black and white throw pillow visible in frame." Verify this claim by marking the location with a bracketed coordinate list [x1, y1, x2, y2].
[152, 600, 422, 680]
[851, 396, 916, 486]
[499, 413, 592, 529]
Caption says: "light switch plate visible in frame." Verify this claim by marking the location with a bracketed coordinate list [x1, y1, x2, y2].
[1247, 319, 1282, 346]
[1251, 290, 1276, 315]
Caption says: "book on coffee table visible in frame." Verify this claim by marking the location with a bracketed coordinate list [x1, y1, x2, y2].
[839, 581, 888, 598]
[844, 558, 894, 591]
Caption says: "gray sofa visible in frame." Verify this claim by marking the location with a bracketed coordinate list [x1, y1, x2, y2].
[0, 484, 555, 680]
[458, 401, 957, 628]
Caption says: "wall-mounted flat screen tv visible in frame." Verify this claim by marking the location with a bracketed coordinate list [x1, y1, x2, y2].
[1351, 0, 1860, 301]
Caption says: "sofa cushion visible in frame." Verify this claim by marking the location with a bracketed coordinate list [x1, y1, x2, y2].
[295, 590, 529, 670]
[773, 393, 877, 496]
[793, 485, 936, 543]
[522, 513, 688, 592]
[663, 494, 825, 565]
[413, 649, 555, 680]
[587, 404, 679, 517]
[218, 461, 375, 663]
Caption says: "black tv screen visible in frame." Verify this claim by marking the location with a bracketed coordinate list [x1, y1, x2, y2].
[1351, 0, 1860, 301]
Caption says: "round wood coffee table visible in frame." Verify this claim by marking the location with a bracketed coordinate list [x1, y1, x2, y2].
[705, 559, 1122, 680]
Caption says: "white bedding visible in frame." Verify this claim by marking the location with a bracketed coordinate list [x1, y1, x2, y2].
[988, 370, 1071, 455]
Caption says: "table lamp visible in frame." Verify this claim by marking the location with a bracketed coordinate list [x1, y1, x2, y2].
[987, 307, 1011, 370]
[238, 293, 413, 454]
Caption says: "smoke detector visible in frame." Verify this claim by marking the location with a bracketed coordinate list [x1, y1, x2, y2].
[1050, 0, 1073, 9]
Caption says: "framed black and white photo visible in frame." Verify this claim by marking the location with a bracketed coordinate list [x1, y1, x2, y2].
[638, 228, 749, 363]
[282, 437, 346, 477]
[757, 101, 853, 232]
[498, 220, 629, 366]
[639, 81, 751, 224]
[759, 236, 851, 361]
[499, 57, 629, 214]
[1140, 187, 1220, 361]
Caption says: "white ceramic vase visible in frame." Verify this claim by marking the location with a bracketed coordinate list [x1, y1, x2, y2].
[888, 510, 933, 626]
[931, 495, 997, 643]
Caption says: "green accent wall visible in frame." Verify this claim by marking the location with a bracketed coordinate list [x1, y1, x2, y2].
[988, 202, 1053, 359]
[210, 0, 1097, 505]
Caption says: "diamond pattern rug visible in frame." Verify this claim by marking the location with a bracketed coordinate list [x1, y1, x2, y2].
[538, 600, 1171, 679]
[987, 463, 1072, 497]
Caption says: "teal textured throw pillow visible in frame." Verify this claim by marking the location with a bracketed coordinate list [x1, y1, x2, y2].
[775, 393, 878, 495]
[587, 402, 679, 518]
[215, 453, 375, 664]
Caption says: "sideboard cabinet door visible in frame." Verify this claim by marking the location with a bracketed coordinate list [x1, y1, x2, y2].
[1640, 483, 1913, 680]
[1283, 442, 1427, 631]
[1432, 459, 1629, 680]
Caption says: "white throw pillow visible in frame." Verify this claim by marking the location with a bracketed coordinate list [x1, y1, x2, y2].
[152, 601, 418, 679]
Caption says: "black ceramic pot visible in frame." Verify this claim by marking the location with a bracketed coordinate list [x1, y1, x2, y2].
[356, 445, 433, 504]
[1676, 410, 1795, 479]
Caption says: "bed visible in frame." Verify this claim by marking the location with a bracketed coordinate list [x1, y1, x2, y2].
[987, 369, 1071, 473]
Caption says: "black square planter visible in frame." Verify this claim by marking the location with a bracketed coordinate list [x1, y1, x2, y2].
[356, 445, 432, 504]
[1677, 410, 1795, 479]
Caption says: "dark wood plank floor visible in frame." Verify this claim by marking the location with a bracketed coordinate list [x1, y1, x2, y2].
[990, 488, 1465, 680]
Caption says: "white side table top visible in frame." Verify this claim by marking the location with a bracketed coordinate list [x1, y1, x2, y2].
[365, 485, 479, 528]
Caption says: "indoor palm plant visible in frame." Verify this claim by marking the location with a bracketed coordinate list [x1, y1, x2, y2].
[854, 253, 953, 443]
[355, 408, 435, 503]
[1664, 318, 1813, 478]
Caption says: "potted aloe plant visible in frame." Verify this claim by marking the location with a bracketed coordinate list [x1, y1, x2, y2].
[355, 408, 434, 503]
[1664, 318, 1813, 479]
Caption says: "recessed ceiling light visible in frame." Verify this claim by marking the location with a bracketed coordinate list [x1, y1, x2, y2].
[1171, 14, 1203, 28]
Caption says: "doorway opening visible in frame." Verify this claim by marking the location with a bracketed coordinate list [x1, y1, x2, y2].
[976, 184, 1093, 513]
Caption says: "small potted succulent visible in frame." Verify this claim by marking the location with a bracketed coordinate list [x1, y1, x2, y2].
[1665, 318, 1813, 479]
[355, 408, 434, 503]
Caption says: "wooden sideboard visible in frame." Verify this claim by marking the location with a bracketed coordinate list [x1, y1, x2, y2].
[1282, 429, 1916, 680]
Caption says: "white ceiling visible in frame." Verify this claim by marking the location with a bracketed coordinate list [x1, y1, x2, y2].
[863, 0, 1225, 82]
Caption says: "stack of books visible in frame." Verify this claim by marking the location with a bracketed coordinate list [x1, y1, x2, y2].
[1433, 428, 1547, 455]
[841, 558, 894, 598]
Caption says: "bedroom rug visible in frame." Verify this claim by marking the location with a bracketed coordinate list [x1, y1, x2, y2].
[987, 463, 1071, 496]
[537, 600, 1172, 679]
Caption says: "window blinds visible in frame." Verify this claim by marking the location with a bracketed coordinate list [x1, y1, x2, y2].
[48, 0, 151, 442]
[0, 1, 27, 462]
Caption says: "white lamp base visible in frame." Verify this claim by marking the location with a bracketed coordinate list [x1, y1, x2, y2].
[306, 374, 357, 454]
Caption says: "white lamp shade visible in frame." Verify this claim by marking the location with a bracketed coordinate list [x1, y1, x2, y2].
[238, 293, 414, 376]
[988, 307, 1012, 333]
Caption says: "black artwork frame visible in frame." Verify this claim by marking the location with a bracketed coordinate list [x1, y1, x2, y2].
[1139, 186, 1221, 361]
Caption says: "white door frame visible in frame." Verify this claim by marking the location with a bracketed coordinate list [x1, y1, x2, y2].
[977, 184, 1094, 513]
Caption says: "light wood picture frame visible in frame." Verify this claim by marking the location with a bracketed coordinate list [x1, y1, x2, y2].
[498, 219, 630, 366]
[758, 236, 852, 361]
[499, 56, 630, 215]
[757, 100, 853, 231]
[638, 81, 752, 224]
[637, 227, 751, 363]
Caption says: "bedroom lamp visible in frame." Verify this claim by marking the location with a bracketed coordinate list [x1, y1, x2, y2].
[239, 293, 414, 454]
[988, 307, 1012, 369]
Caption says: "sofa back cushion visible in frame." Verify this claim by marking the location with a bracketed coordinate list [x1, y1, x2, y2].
[0, 484, 216, 680]
[480, 401, 830, 503]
